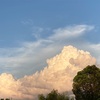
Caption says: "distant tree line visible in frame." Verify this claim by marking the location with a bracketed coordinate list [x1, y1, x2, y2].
[0, 98, 11, 100]
[38, 89, 74, 100]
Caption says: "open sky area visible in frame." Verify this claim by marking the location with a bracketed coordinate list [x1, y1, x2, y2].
[0, 0, 100, 77]
[0, 0, 100, 99]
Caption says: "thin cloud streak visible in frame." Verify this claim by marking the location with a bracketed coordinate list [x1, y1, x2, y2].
[50, 25, 94, 40]
[0, 24, 99, 78]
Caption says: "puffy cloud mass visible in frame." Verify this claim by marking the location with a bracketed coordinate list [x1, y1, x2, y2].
[0, 46, 96, 100]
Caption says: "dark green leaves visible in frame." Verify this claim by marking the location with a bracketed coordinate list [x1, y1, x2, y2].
[72, 65, 100, 100]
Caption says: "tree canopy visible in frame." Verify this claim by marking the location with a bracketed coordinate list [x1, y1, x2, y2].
[38, 90, 74, 100]
[72, 65, 100, 100]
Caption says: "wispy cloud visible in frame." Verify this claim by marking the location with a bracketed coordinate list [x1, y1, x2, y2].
[50, 25, 94, 40]
[0, 24, 98, 78]
[32, 27, 51, 39]
[21, 19, 33, 25]
[89, 43, 100, 62]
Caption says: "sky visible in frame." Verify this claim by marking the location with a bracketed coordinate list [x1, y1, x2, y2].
[0, 0, 100, 47]
[0, 0, 100, 99]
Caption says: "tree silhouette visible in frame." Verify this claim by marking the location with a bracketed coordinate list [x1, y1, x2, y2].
[38, 89, 72, 100]
[72, 65, 100, 100]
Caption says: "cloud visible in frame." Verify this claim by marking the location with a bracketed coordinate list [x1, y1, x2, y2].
[0, 73, 21, 98]
[88, 43, 100, 63]
[21, 19, 33, 25]
[0, 46, 96, 100]
[32, 27, 44, 39]
[0, 24, 98, 78]
[50, 25, 94, 40]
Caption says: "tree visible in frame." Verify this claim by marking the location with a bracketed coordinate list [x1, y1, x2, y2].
[38, 94, 46, 100]
[38, 89, 71, 100]
[72, 65, 100, 100]
[5, 99, 10, 100]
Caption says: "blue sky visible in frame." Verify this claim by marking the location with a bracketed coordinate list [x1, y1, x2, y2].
[0, 0, 100, 47]
[0, 0, 100, 78]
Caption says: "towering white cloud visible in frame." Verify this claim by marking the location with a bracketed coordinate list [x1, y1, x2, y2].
[0, 46, 96, 100]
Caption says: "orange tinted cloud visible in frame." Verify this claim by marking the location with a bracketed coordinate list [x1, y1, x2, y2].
[0, 46, 96, 100]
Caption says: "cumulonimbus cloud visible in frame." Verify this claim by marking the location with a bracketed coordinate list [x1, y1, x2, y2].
[0, 46, 96, 100]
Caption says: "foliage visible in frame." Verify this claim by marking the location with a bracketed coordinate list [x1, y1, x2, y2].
[0, 99, 10, 100]
[5, 99, 10, 100]
[72, 65, 100, 100]
[38, 90, 72, 100]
